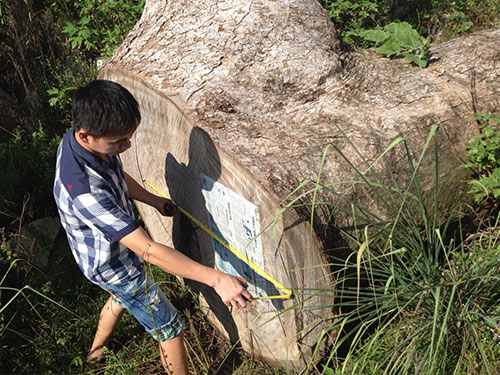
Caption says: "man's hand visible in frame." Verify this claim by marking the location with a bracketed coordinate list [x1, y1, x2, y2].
[123, 172, 177, 216]
[212, 271, 253, 309]
[154, 196, 177, 216]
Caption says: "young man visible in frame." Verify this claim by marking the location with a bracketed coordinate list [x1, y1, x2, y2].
[53, 80, 252, 374]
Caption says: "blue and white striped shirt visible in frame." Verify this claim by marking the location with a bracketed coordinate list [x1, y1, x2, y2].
[53, 129, 142, 285]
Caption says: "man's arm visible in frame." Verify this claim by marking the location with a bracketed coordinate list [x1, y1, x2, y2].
[123, 171, 174, 215]
[120, 226, 253, 309]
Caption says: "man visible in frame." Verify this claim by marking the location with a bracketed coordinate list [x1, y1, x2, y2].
[53, 80, 252, 374]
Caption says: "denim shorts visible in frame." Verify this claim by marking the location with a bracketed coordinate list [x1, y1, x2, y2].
[98, 272, 185, 342]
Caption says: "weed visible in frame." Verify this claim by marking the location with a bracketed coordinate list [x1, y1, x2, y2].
[320, 0, 500, 59]
[405, 0, 500, 42]
[352, 22, 430, 67]
[319, 0, 386, 45]
[465, 113, 500, 202]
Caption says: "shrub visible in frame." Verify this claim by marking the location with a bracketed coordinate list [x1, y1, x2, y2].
[401, 0, 500, 42]
[319, 0, 500, 66]
[319, 0, 387, 46]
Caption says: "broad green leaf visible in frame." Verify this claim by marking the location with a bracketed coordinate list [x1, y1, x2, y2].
[405, 52, 428, 68]
[376, 38, 402, 57]
[399, 29, 423, 50]
[384, 21, 413, 35]
[359, 29, 388, 43]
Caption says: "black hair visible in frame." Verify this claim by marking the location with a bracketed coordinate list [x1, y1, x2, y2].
[72, 80, 140, 138]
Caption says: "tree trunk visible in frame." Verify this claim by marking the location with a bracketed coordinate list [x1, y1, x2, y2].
[99, 0, 500, 368]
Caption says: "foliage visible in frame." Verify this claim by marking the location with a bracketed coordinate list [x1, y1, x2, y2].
[0, 0, 147, 226]
[0, 126, 61, 230]
[0, 241, 276, 374]
[353, 22, 430, 67]
[0, 0, 71, 132]
[400, 0, 500, 42]
[62, 15, 98, 51]
[1, 237, 93, 374]
[319, 1, 430, 66]
[466, 114, 500, 202]
[281, 125, 500, 374]
[47, 0, 146, 118]
[318, 0, 387, 46]
[320, 0, 499, 65]
[47, 85, 78, 110]
[61, 0, 145, 58]
[0, 0, 145, 135]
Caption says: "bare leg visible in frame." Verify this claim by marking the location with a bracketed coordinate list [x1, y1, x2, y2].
[88, 296, 126, 362]
[159, 330, 189, 374]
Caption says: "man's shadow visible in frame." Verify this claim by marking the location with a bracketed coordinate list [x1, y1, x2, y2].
[165, 127, 239, 346]
[165, 128, 284, 346]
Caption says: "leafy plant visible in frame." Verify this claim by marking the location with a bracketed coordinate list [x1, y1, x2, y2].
[319, 0, 386, 46]
[320, 0, 500, 50]
[62, 16, 97, 50]
[354, 22, 430, 67]
[47, 85, 77, 109]
[61, 0, 145, 57]
[466, 113, 500, 202]
[401, 0, 500, 42]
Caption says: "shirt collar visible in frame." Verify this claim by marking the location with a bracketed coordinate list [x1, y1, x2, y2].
[67, 128, 118, 175]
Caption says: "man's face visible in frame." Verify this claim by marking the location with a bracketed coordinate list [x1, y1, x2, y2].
[76, 128, 136, 160]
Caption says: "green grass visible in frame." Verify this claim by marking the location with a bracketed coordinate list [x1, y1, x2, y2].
[276, 125, 500, 374]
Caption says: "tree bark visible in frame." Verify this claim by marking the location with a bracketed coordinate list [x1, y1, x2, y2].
[99, 0, 500, 367]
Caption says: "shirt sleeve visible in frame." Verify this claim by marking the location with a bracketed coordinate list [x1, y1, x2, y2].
[73, 191, 139, 243]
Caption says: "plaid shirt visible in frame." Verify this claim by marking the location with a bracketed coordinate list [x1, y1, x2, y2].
[53, 129, 142, 285]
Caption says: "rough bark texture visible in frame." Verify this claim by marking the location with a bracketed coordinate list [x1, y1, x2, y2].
[100, 0, 500, 368]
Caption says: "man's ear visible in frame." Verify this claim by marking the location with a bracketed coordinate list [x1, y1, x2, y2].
[76, 129, 90, 144]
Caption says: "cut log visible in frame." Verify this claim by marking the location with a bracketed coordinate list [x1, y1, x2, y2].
[99, 0, 500, 368]
[100, 70, 331, 368]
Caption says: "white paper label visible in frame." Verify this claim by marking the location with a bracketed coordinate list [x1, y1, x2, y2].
[201, 174, 271, 299]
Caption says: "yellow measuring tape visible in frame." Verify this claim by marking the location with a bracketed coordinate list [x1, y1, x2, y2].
[144, 180, 293, 300]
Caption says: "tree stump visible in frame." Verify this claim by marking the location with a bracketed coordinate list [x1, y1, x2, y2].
[99, 0, 500, 368]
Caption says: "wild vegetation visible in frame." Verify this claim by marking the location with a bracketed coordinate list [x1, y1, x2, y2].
[284, 125, 500, 374]
[1, 0, 499, 374]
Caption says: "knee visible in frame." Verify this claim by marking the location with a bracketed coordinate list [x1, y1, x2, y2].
[100, 297, 126, 319]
